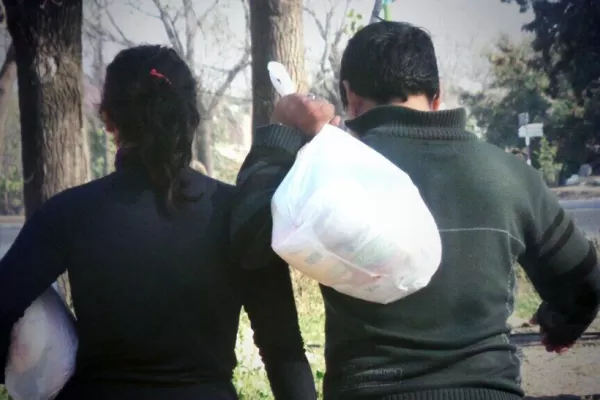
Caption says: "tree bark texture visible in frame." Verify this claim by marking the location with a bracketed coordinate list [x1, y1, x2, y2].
[0, 43, 17, 173]
[4, 0, 88, 219]
[4, 0, 88, 305]
[249, 0, 307, 131]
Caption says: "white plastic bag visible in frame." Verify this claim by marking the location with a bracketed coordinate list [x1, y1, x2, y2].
[266, 61, 442, 304]
[271, 126, 442, 303]
[5, 283, 78, 400]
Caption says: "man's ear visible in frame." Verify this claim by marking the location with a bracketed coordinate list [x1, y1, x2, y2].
[431, 91, 442, 111]
[343, 80, 361, 118]
[342, 80, 351, 98]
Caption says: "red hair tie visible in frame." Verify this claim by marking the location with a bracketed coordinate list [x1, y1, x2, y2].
[150, 68, 171, 85]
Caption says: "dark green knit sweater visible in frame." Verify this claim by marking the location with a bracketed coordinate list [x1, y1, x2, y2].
[230, 105, 600, 400]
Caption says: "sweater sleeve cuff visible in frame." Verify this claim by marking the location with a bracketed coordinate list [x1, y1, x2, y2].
[253, 124, 309, 155]
[264, 360, 317, 400]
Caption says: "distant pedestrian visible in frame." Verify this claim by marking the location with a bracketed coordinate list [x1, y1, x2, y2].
[509, 148, 526, 161]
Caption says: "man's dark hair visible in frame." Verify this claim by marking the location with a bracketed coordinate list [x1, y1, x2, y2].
[339, 21, 440, 107]
[100, 45, 200, 214]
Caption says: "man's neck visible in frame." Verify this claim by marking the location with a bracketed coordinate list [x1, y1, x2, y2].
[357, 95, 435, 116]
[345, 105, 471, 140]
[388, 96, 433, 112]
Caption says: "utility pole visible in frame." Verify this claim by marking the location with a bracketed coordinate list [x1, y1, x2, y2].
[518, 112, 530, 164]
[518, 112, 543, 166]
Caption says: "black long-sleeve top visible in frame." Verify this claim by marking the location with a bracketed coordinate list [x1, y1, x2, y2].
[0, 150, 316, 400]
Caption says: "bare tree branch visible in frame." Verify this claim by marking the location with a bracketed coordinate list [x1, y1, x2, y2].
[182, 0, 196, 63]
[170, 7, 184, 27]
[370, 0, 383, 23]
[332, 0, 351, 50]
[240, 0, 250, 49]
[83, 17, 133, 47]
[207, 49, 250, 114]
[151, 0, 185, 56]
[321, 10, 334, 72]
[304, 0, 354, 113]
[206, 0, 250, 114]
[303, 6, 327, 39]
[166, 5, 185, 40]
[322, 80, 339, 104]
[197, 0, 220, 37]
[125, 0, 161, 18]
[103, 0, 135, 46]
[304, 0, 352, 71]
[305, 3, 332, 74]
[83, 0, 135, 47]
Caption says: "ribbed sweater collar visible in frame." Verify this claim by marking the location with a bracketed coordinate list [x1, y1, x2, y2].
[114, 147, 143, 171]
[344, 105, 477, 141]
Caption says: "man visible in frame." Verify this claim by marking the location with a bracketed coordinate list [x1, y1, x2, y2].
[231, 21, 600, 400]
[509, 148, 526, 161]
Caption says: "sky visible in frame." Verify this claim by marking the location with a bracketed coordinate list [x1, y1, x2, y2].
[88, 0, 534, 99]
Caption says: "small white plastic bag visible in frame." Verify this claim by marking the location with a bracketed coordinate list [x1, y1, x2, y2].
[271, 125, 442, 304]
[5, 283, 78, 400]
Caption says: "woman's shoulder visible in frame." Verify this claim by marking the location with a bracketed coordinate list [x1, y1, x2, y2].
[186, 169, 236, 193]
[53, 174, 116, 202]
[25, 175, 115, 231]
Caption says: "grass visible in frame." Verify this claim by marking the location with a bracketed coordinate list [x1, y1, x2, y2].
[234, 271, 326, 399]
[2, 241, 598, 400]
[514, 267, 542, 319]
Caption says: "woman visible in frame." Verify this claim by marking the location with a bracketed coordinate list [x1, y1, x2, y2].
[0, 45, 316, 400]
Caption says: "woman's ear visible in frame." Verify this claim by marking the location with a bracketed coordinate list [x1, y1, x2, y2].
[342, 80, 351, 97]
[101, 111, 121, 146]
[101, 111, 117, 134]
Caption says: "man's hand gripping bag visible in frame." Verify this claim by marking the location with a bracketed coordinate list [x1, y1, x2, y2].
[271, 126, 442, 304]
[5, 284, 78, 400]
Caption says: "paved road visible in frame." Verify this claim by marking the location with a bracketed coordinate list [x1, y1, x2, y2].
[561, 198, 600, 238]
[1, 198, 599, 258]
[0, 223, 21, 259]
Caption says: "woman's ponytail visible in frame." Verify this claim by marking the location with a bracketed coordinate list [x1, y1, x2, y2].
[99, 45, 201, 214]
[136, 69, 197, 213]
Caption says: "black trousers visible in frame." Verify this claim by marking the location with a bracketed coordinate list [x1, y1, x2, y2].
[56, 378, 239, 400]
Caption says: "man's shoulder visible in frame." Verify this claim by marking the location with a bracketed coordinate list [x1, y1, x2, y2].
[365, 132, 532, 169]
[474, 141, 543, 179]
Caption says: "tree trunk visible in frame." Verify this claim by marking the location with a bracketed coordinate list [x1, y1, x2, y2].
[0, 43, 17, 175]
[4, 0, 88, 215]
[249, 0, 307, 131]
[4, 0, 87, 305]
